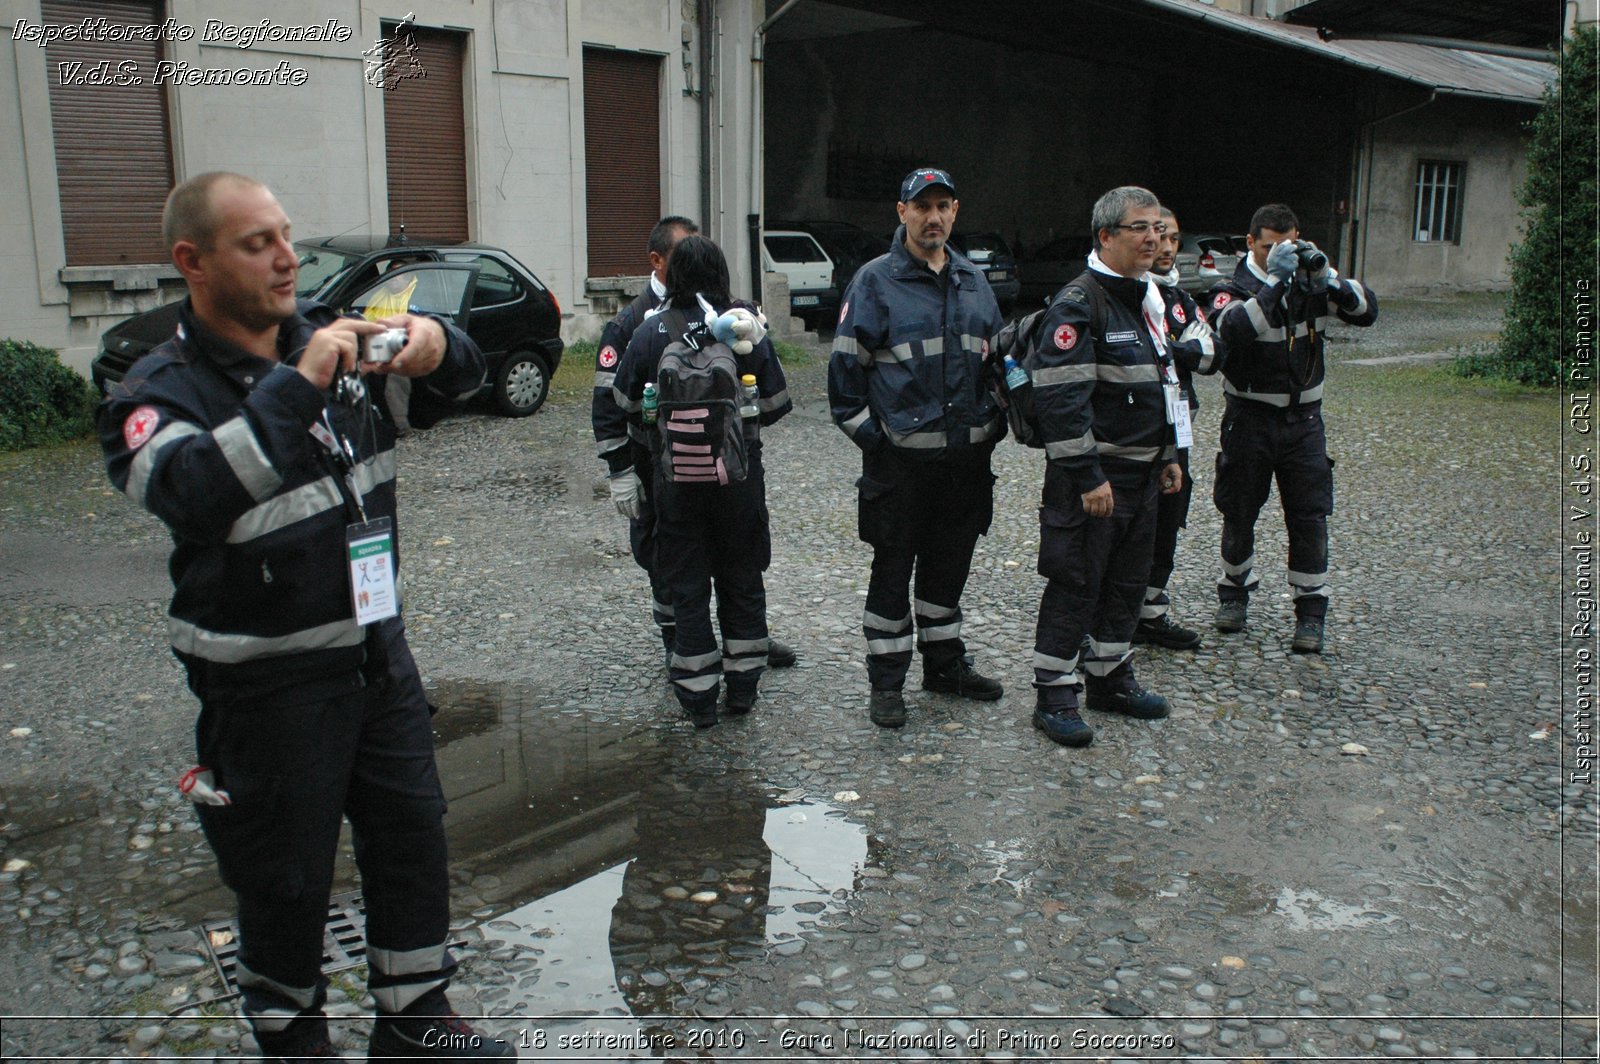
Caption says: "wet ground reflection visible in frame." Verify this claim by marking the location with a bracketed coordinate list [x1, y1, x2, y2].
[428, 681, 869, 1033]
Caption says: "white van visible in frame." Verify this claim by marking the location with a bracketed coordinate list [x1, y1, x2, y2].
[762, 230, 837, 325]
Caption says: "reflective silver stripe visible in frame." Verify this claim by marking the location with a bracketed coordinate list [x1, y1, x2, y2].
[1034, 364, 1096, 388]
[1159, 444, 1177, 461]
[1223, 380, 1323, 407]
[372, 977, 448, 1015]
[384, 375, 412, 434]
[367, 942, 449, 977]
[674, 673, 721, 692]
[1098, 442, 1161, 462]
[353, 448, 397, 496]
[868, 635, 915, 655]
[227, 475, 343, 544]
[921, 336, 945, 356]
[168, 615, 364, 663]
[914, 599, 957, 620]
[970, 415, 1003, 443]
[596, 435, 628, 456]
[1098, 364, 1160, 384]
[1140, 600, 1169, 619]
[235, 960, 319, 1017]
[832, 334, 859, 357]
[594, 371, 616, 389]
[959, 333, 987, 354]
[1082, 652, 1131, 677]
[653, 598, 675, 618]
[1180, 322, 1218, 372]
[1087, 638, 1131, 657]
[1244, 299, 1276, 339]
[724, 656, 765, 672]
[672, 649, 722, 671]
[213, 415, 282, 503]
[1291, 584, 1329, 598]
[1288, 569, 1328, 589]
[725, 638, 769, 655]
[125, 421, 202, 506]
[919, 621, 961, 641]
[865, 609, 912, 632]
[1223, 554, 1255, 577]
[758, 389, 789, 412]
[841, 407, 873, 436]
[1033, 651, 1078, 673]
[871, 345, 913, 365]
[884, 425, 945, 449]
[1045, 432, 1096, 459]
[612, 385, 641, 413]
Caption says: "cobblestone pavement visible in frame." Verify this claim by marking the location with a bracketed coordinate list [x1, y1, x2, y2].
[1, 292, 1596, 1060]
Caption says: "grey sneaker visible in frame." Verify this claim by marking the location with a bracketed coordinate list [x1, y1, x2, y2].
[1292, 617, 1325, 654]
[1215, 600, 1248, 633]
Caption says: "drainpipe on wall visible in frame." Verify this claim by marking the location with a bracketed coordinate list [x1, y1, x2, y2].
[751, 0, 806, 302]
[1353, 89, 1437, 280]
[699, 0, 713, 236]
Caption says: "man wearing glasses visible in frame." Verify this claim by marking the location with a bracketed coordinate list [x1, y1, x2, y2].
[1027, 186, 1186, 748]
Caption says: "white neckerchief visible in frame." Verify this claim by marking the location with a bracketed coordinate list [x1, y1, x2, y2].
[1152, 265, 1180, 288]
[1246, 254, 1271, 284]
[649, 273, 668, 300]
[1088, 250, 1170, 361]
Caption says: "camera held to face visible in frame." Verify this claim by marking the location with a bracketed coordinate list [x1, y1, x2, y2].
[362, 328, 408, 363]
[1293, 241, 1328, 273]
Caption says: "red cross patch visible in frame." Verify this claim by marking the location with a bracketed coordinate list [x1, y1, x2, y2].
[839, 301, 850, 325]
[1171, 303, 1187, 325]
[123, 406, 160, 451]
[598, 345, 618, 368]
[1053, 323, 1079, 350]
[1212, 292, 1233, 311]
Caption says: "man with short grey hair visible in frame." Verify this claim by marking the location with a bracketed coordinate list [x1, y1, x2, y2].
[1027, 186, 1185, 748]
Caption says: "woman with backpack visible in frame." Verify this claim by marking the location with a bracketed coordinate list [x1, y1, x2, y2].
[610, 236, 793, 728]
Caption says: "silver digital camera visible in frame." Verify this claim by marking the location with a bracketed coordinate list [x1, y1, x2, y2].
[363, 328, 408, 363]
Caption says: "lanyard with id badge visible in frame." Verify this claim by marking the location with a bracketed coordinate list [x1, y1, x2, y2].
[1143, 300, 1194, 451]
[309, 404, 398, 626]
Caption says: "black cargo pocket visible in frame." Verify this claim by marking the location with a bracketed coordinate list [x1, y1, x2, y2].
[1212, 449, 1233, 514]
[193, 770, 303, 898]
[1036, 503, 1086, 582]
[972, 472, 999, 537]
[755, 503, 773, 572]
[857, 474, 905, 548]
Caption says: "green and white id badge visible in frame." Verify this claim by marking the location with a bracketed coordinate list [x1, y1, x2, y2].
[347, 517, 398, 625]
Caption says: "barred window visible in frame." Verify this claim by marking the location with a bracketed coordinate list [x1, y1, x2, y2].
[1413, 161, 1464, 244]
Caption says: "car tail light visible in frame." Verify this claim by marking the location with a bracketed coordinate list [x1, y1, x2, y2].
[1199, 252, 1215, 270]
[550, 290, 561, 317]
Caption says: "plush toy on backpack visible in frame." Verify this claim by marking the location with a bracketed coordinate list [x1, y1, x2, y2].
[699, 294, 768, 355]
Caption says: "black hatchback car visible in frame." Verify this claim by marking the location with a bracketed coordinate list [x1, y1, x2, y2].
[91, 236, 565, 417]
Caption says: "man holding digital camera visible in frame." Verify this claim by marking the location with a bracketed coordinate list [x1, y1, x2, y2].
[1206, 202, 1378, 654]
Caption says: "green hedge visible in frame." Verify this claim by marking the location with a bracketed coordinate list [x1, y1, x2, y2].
[0, 339, 100, 451]
[1458, 28, 1598, 386]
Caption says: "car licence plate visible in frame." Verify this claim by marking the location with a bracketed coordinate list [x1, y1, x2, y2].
[987, 270, 1010, 282]
[793, 295, 820, 306]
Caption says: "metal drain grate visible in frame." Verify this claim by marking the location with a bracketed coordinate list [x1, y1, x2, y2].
[200, 890, 370, 993]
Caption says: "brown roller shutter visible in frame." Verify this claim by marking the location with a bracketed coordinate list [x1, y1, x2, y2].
[43, 0, 174, 265]
[383, 25, 469, 241]
[583, 48, 661, 277]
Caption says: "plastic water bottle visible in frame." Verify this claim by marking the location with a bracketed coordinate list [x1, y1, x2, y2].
[642, 382, 658, 424]
[1003, 354, 1029, 392]
[740, 374, 759, 420]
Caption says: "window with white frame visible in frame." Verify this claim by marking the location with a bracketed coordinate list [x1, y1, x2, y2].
[1413, 161, 1464, 244]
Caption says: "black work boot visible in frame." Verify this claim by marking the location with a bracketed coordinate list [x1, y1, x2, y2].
[1292, 616, 1325, 654]
[1032, 690, 1094, 747]
[768, 638, 797, 668]
[869, 688, 907, 728]
[1084, 667, 1171, 719]
[1214, 599, 1248, 633]
[683, 702, 718, 729]
[254, 1014, 339, 1062]
[921, 657, 1004, 701]
[1134, 614, 1202, 650]
[369, 1003, 516, 1060]
[724, 686, 758, 715]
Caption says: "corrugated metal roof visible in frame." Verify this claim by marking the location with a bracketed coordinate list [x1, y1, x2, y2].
[1282, 0, 1560, 51]
[1132, 0, 1556, 104]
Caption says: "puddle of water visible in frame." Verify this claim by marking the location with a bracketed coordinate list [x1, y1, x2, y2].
[427, 681, 871, 1023]
[1274, 887, 1398, 931]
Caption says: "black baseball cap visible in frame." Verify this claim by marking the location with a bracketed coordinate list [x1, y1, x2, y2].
[899, 167, 956, 203]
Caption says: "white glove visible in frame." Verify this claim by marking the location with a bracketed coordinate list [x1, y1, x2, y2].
[609, 469, 644, 520]
[1265, 240, 1298, 283]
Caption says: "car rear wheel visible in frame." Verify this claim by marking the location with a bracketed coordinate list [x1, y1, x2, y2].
[494, 350, 550, 417]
